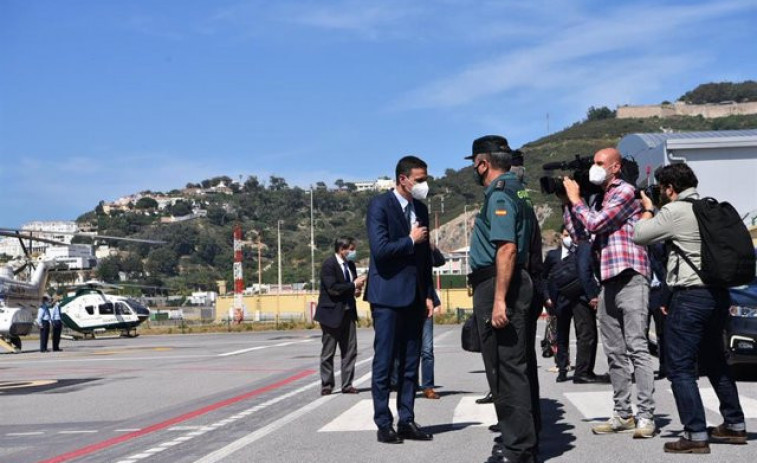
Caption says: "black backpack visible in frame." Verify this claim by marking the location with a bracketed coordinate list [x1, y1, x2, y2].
[671, 197, 756, 287]
[548, 252, 584, 300]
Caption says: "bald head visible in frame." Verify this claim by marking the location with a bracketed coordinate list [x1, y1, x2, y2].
[592, 147, 622, 188]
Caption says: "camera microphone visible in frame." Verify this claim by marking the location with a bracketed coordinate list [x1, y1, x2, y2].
[542, 161, 565, 170]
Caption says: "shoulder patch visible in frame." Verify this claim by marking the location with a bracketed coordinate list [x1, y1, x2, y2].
[494, 179, 506, 190]
[494, 209, 507, 216]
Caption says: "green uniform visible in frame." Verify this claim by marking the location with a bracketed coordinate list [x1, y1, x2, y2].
[469, 174, 529, 269]
[469, 172, 538, 463]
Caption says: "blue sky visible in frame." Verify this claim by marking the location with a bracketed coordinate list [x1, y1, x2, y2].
[1, 0, 756, 228]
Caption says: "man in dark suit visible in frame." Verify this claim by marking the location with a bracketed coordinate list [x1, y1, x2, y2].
[542, 226, 605, 384]
[314, 236, 367, 396]
[365, 155, 440, 444]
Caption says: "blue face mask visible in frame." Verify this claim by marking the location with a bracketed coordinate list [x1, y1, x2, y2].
[346, 250, 357, 261]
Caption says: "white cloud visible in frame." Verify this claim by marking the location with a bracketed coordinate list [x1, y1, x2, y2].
[392, 0, 755, 110]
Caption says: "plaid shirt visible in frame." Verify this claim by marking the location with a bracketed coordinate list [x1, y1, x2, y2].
[564, 179, 650, 282]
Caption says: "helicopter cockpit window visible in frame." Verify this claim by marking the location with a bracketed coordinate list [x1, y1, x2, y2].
[115, 302, 132, 315]
[99, 303, 114, 315]
[85, 305, 94, 315]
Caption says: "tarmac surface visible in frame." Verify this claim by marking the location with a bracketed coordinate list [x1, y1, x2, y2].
[1, 322, 756, 463]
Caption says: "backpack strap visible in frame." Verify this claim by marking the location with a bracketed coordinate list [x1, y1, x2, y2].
[667, 241, 705, 282]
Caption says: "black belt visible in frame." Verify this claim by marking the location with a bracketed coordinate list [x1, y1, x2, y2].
[671, 285, 712, 292]
[467, 264, 524, 290]
[467, 265, 496, 290]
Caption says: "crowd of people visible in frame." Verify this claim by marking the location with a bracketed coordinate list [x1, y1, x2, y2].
[312, 139, 750, 462]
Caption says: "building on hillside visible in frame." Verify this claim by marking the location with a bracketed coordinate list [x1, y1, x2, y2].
[617, 101, 757, 119]
[352, 178, 395, 192]
[0, 221, 77, 258]
[45, 244, 96, 270]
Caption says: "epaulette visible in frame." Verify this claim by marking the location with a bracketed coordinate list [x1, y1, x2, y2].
[493, 179, 506, 191]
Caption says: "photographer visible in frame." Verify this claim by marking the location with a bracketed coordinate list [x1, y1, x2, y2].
[634, 163, 745, 454]
[562, 147, 655, 439]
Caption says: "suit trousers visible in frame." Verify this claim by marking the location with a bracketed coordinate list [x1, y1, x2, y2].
[474, 269, 537, 463]
[52, 320, 63, 351]
[555, 297, 598, 377]
[39, 321, 50, 352]
[371, 303, 424, 430]
[319, 315, 357, 390]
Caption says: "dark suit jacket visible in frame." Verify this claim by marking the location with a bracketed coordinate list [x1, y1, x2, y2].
[365, 190, 435, 308]
[314, 255, 358, 329]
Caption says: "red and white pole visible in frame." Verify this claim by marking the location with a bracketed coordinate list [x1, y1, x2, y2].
[233, 225, 244, 323]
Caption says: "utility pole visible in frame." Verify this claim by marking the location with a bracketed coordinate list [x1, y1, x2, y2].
[310, 186, 315, 293]
[277, 220, 282, 294]
[463, 205, 469, 274]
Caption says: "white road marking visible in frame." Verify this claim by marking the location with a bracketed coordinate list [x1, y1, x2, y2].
[58, 430, 98, 434]
[451, 396, 498, 429]
[114, 429, 141, 432]
[319, 399, 395, 432]
[217, 339, 313, 357]
[563, 391, 637, 421]
[6, 432, 45, 436]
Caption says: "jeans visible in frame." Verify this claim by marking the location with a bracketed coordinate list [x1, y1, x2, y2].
[420, 316, 434, 389]
[666, 288, 745, 441]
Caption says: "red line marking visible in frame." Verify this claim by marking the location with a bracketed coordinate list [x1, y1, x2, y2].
[36, 369, 315, 463]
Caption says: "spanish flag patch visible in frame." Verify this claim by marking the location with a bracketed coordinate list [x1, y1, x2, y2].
[495, 209, 507, 216]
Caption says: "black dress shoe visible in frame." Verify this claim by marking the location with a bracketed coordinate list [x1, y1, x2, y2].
[556, 372, 568, 382]
[488, 423, 500, 432]
[476, 392, 494, 404]
[397, 421, 433, 441]
[321, 387, 332, 396]
[377, 427, 403, 444]
[590, 372, 611, 383]
[573, 375, 600, 384]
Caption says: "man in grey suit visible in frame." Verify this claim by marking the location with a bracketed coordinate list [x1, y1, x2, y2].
[314, 236, 366, 396]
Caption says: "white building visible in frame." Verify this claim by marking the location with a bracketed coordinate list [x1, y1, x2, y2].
[352, 178, 395, 192]
[0, 221, 77, 258]
[45, 244, 96, 270]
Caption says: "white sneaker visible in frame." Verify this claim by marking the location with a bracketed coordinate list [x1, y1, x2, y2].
[633, 417, 656, 439]
[592, 414, 636, 435]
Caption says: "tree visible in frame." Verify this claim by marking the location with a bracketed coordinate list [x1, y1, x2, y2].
[244, 175, 262, 192]
[345, 182, 357, 192]
[168, 200, 192, 217]
[135, 197, 159, 209]
[316, 181, 327, 190]
[334, 179, 345, 189]
[96, 256, 121, 282]
[145, 248, 179, 277]
[268, 175, 288, 191]
[586, 106, 616, 121]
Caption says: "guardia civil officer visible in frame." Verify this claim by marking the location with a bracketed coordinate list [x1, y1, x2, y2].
[467, 135, 537, 463]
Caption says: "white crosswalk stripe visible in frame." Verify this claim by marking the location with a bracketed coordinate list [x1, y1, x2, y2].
[317, 388, 757, 433]
[452, 396, 498, 428]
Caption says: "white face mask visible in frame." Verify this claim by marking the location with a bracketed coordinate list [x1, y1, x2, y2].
[346, 250, 357, 261]
[410, 181, 429, 200]
[562, 236, 572, 249]
[589, 164, 608, 185]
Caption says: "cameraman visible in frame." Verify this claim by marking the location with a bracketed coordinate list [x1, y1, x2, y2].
[562, 147, 655, 439]
[634, 163, 745, 454]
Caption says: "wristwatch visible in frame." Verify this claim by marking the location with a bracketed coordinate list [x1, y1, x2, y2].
[643, 209, 655, 216]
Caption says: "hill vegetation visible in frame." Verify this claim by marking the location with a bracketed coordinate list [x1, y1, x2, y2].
[75, 83, 757, 295]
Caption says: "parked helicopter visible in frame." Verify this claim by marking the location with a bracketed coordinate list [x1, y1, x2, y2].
[59, 280, 152, 339]
[0, 228, 163, 352]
